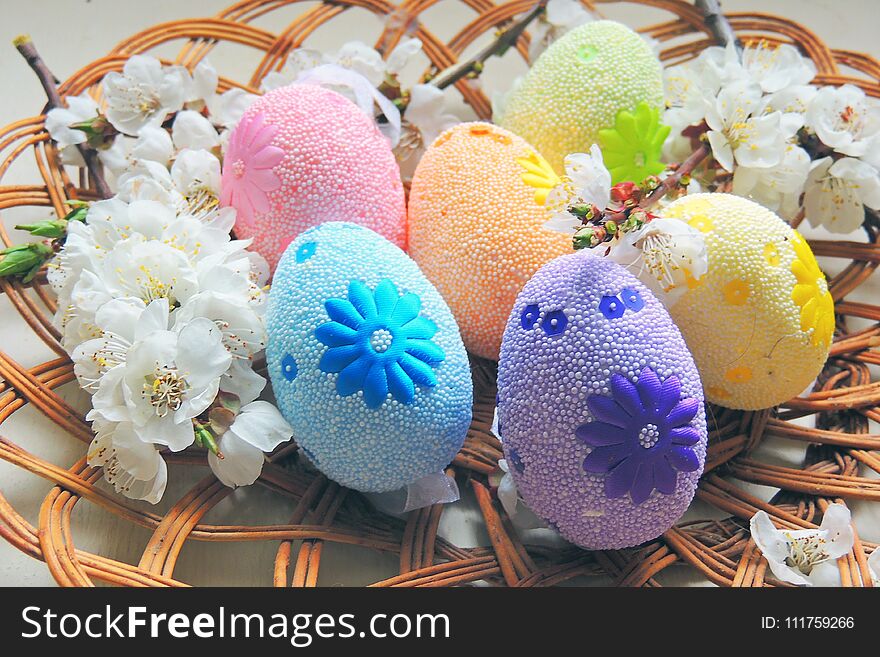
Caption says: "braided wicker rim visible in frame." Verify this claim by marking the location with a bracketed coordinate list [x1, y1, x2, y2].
[0, 0, 878, 587]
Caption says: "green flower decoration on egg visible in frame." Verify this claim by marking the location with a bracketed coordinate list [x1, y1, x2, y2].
[598, 102, 670, 185]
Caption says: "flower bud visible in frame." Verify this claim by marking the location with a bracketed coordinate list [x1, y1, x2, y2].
[15, 219, 67, 239]
[0, 242, 53, 282]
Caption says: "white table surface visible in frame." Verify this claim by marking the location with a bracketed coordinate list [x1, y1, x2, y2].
[0, 0, 877, 587]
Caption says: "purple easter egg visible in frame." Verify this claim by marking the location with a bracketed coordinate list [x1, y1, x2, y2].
[497, 251, 707, 549]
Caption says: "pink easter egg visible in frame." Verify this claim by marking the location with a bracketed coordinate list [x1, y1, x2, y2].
[220, 84, 406, 271]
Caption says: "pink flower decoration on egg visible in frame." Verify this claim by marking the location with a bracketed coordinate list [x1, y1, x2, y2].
[220, 112, 285, 223]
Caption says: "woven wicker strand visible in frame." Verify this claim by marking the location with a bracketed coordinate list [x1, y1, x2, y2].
[0, 0, 878, 587]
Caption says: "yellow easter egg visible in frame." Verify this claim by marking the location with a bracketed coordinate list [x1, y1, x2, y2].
[663, 193, 833, 410]
[497, 20, 665, 178]
[408, 122, 571, 360]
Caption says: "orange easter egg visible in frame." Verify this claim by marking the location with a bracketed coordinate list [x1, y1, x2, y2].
[408, 122, 570, 360]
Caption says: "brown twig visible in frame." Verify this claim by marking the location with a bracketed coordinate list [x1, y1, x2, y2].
[695, 0, 742, 52]
[429, 1, 548, 90]
[643, 142, 712, 209]
[14, 35, 111, 199]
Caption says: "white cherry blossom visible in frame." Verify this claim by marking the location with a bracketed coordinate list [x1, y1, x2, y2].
[606, 216, 708, 304]
[806, 83, 880, 157]
[804, 156, 880, 233]
[171, 110, 220, 152]
[742, 42, 816, 94]
[171, 149, 223, 218]
[88, 419, 168, 504]
[750, 504, 854, 586]
[732, 144, 811, 218]
[208, 88, 258, 130]
[45, 92, 99, 165]
[184, 59, 219, 107]
[88, 315, 231, 451]
[102, 55, 189, 135]
[130, 124, 174, 167]
[544, 145, 611, 234]
[208, 401, 293, 487]
[395, 84, 458, 173]
[869, 547, 880, 586]
[704, 79, 787, 171]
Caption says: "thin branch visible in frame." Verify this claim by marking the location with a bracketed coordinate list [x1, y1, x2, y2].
[633, 1, 735, 208]
[643, 142, 711, 209]
[429, 0, 548, 90]
[695, 0, 742, 52]
[14, 35, 111, 199]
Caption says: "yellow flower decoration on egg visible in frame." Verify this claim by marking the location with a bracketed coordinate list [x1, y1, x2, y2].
[723, 279, 750, 306]
[790, 231, 835, 348]
[516, 150, 561, 205]
[688, 214, 714, 233]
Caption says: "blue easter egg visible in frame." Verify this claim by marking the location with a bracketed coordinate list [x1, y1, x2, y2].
[266, 222, 473, 492]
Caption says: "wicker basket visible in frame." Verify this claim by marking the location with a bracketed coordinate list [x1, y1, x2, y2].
[1, 0, 878, 587]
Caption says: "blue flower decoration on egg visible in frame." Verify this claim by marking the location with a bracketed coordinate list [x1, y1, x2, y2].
[315, 279, 446, 409]
[281, 353, 298, 381]
[296, 241, 317, 263]
[620, 288, 644, 312]
[599, 295, 625, 319]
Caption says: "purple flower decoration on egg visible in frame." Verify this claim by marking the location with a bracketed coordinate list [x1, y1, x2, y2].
[576, 367, 700, 505]
[315, 279, 445, 409]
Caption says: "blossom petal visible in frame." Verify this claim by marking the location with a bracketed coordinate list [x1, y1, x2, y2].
[391, 292, 421, 325]
[605, 458, 638, 499]
[325, 298, 363, 328]
[373, 279, 399, 317]
[399, 353, 437, 387]
[336, 355, 371, 396]
[749, 510, 812, 586]
[669, 426, 701, 446]
[586, 395, 628, 428]
[363, 361, 389, 408]
[346, 280, 376, 320]
[319, 344, 362, 374]
[227, 400, 293, 453]
[112, 423, 161, 480]
[176, 318, 232, 392]
[140, 413, 196, 452]
[635, 368, 662, 413]
[629, 462, 655, 505]
[405, 339, 445, 365]
[582, 444, 630, 473]
[401, 316, 437, 341]
[575, 421, 627, 447]
[386, 361, 415, 404]
[653, 458, 678, 495]
[209, 432, 265, 487]
[666, 446, 700, 473]
[819, 503, 854, 560]
[610, 373, 643, 417]
[666, 398, 699, 427]
[315, 321, 358, 347]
